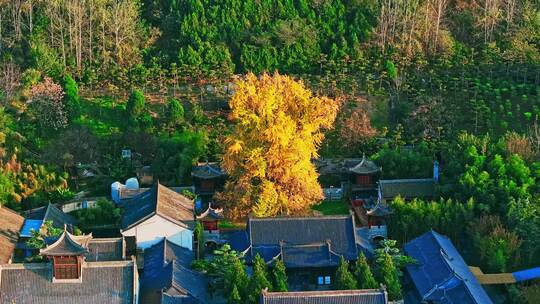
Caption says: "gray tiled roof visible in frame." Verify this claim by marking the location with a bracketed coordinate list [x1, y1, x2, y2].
[281, 242, 340, 268]
[379, 178, 436, 199]
[86, 238, 125, 261]
[260, 289, 388, 304]
[38, 233, 126, 262]
[248, 215, 358, 265]
[0, 261, 136, 304]
[40, 231, 88, 256]
[191, 162, 224, 179]
[141, 239, 202, 304]
[162, 260, 207, 304]
[349, 156, 381, 175]
[120, 183, 194, 230]
[162, 293, 198, 304]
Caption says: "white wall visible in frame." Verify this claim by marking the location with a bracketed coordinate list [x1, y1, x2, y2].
[122, 214, 193, 250]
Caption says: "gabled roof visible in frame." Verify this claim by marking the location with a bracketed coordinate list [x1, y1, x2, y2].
[120, 182, 194, 230]
[25, 203, 77, 229]
[162, 260, 207, 303]
[379, 178, 436, 199]
[40, 230, 88, 256]
[0, 260, 136, 304]
[191, 162, 224, 179]
[140, 238, 205, 304]
[260, 288, 388, 304]
[86, 238, 126, 262]
[404, 231, 493, 304]
[142, 239, 194, 284]
[349, 155, 381, 175]
[280, 242, 341, 268]
[0, 206, 25, 264]
[246, 215, 358, 267]
[141, 238, 195, 303]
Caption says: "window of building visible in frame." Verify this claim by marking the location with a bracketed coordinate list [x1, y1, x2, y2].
[318, 275, 331, 285]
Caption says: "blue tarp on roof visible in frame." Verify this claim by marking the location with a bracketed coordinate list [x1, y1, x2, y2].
[20, 219, 43, 237]
[404, 230, 493, 304]
[513, 267, 540, 282]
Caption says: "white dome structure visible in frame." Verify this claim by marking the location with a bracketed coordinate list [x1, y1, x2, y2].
[111, 181, 124, 204]
[125, 177, 139, 190]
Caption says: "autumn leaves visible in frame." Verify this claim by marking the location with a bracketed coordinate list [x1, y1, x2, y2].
[218, 73, 338, 219]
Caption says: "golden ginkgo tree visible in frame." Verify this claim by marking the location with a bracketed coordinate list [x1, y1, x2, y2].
[218, 72, 338, 218]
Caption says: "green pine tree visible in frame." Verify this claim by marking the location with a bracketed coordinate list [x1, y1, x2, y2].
[62, 74, 80, 119]
[334, 256, 358, 290]
[225, 255, 249, 299]
[272, 259, 288, 292]
[248, 254, 272, 303]
[228, 284, 242, 304]
[165, 98, 184, 128]
[379, 252, 402, 300]
[126, 89, 145, 123]
[354, 252, 378, 289]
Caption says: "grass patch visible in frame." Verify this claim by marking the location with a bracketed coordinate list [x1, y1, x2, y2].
[75, 115, 122, 137]
[76, 97, 125, 137]
[311, 200, 350, 215]
[218, 220, 244, 230]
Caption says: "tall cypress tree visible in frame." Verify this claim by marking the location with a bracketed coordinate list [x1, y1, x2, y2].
[379, 252, 402, 300]
[126, 89, 145, 124]
[228, 284, 242, 304]
[165, 98, 184, 128]
[334, 256, 358, 290]
[62, 74, 80, 120]
[272, 259, 288, 292]
[225, 255, 249, 300]
[354, 252, 378, 289]
[248, 254, 272, 303]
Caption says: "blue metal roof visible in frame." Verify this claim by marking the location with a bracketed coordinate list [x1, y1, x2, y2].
[513, 266, 540, 282]
[404, 231, 493, 304]
[20, 219, 43, 237]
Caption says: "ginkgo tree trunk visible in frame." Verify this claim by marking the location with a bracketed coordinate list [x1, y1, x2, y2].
[218, 72, 338, 219]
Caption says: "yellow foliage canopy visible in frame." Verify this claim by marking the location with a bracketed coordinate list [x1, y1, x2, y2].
[219, 72, 338, 219]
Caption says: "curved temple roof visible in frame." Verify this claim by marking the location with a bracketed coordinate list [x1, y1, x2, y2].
[191, 162, 224, 179]
[40, 229, 88, 256]
[349, 155, 381, 175]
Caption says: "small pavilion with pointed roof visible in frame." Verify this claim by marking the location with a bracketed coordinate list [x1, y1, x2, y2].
[348, 154, 381, 203]
[40, 228, 88, 281]
[191, 161, 225, 196]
